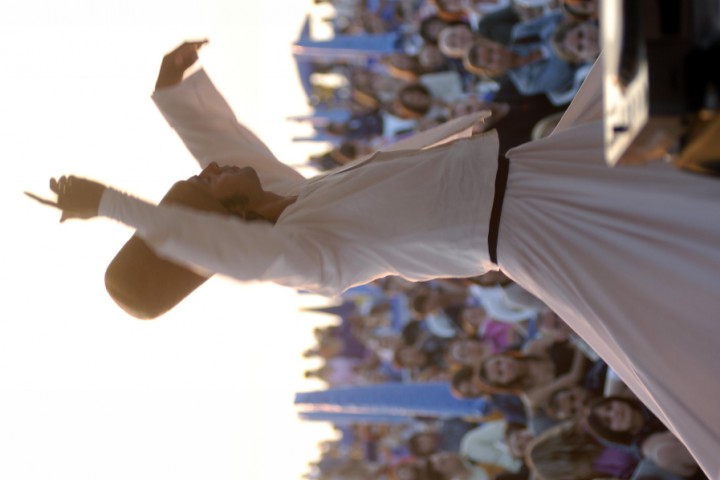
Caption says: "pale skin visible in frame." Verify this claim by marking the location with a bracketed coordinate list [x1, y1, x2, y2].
[27, 40, 296, 224]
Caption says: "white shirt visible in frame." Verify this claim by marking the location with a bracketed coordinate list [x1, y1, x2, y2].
[99, 69, 500, 297]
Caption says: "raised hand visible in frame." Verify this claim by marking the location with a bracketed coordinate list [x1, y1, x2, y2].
[155, 39, 209, 89]
[25, 176, 107, 222]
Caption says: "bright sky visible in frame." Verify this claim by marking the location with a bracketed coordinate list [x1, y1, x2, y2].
[1, 1, 338, 479]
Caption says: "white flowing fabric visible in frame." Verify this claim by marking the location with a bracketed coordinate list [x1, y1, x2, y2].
[501, 57, 720, 477]
[101, 63, 720, 477]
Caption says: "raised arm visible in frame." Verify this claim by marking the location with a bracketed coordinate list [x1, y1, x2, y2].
[152, 41, 304, 193]
[523, 346, 587, 409]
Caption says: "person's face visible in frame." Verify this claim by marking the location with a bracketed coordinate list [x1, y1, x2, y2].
[401, 89, 431, 113]
[563, 22, 600, 62]
[191, 161, 263, 203]
[483, 355, 519, 385]
[442, 25, 474, 55]
[552, 386, 589, 420]
[429, 452, 463, 475]
[592, 400, 640, 433]
[419, 44, 447, 71]
[474, 44, 510, 72]
[454, 376, 484, 398]
[461, 306, 488, 327]
[507, 429, 534, 458]
[394, 464, 420, 480]
[449, 339, 490, 365]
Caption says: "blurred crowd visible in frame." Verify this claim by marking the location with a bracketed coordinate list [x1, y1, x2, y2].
[294, 0, 599, 170]
[299, 273, 705, 480]
[289, 1, 707, 479]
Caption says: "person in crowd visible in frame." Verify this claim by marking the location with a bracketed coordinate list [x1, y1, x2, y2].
[524, 421, 639, 480]
[445, 337, 493, 366]
[389, 83, 437, 119]
[476, 335, 590, 410]
[438, 23, 477, 58]
[544, 384, 595, 421]
[428, 450, 499, 480]
[458, 418, 526, 475]
[408, 418, 478, 456]
[463, 36, 577, 105]
[419, 14, 455, 45]
[551, 19, 600, 64]
[586, 396, 702, 478]
[33, 40, 720, 478]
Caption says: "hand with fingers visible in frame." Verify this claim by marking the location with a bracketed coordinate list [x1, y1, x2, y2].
[155, 39, 209, 90]
[25, 176, 107, 222]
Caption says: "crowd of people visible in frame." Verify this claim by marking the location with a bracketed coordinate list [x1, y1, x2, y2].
[296, 0, 600, 170]
[294, 1, 706, 479]
[300, 273, 704, 480]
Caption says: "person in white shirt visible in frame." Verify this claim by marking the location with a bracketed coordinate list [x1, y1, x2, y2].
[31, 40, 720, 478]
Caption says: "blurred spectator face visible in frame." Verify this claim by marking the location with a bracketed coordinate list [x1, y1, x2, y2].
[562, 21, 600, 62]
[460, 306, 488, 328]
[439, 24, 475, 58]
[448, 338, 491, 365]
[507, 428, 534, 458]
[591, 399, 643, 434]
[550, 386, 591, 420]
[418, 44, 448, 72]
[402, 89, 432, 112]
[394, 463, 423, 480]
[483, 355, 520, 385]
[429, 452, 464, 476]
[471, 42, 511, 74]
[395, 345, 429, 368]
[453, 374, 484, 398]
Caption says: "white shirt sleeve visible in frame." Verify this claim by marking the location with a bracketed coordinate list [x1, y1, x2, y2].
[151, 69, 305, 193]
[98, 188, 332, 292]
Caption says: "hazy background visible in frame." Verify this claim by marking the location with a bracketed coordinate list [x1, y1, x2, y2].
[0, 1, 339, 478]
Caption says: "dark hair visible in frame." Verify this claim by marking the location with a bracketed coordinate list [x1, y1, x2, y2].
[411, 291, 432, 315]
[450, 365, 477, 398]
[585, 396, 642, 446]
[419, 16, 467, 44]
[401, 321, 424, 344]
[419, 15, 447, 44]
[396, 84, 433, 117]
